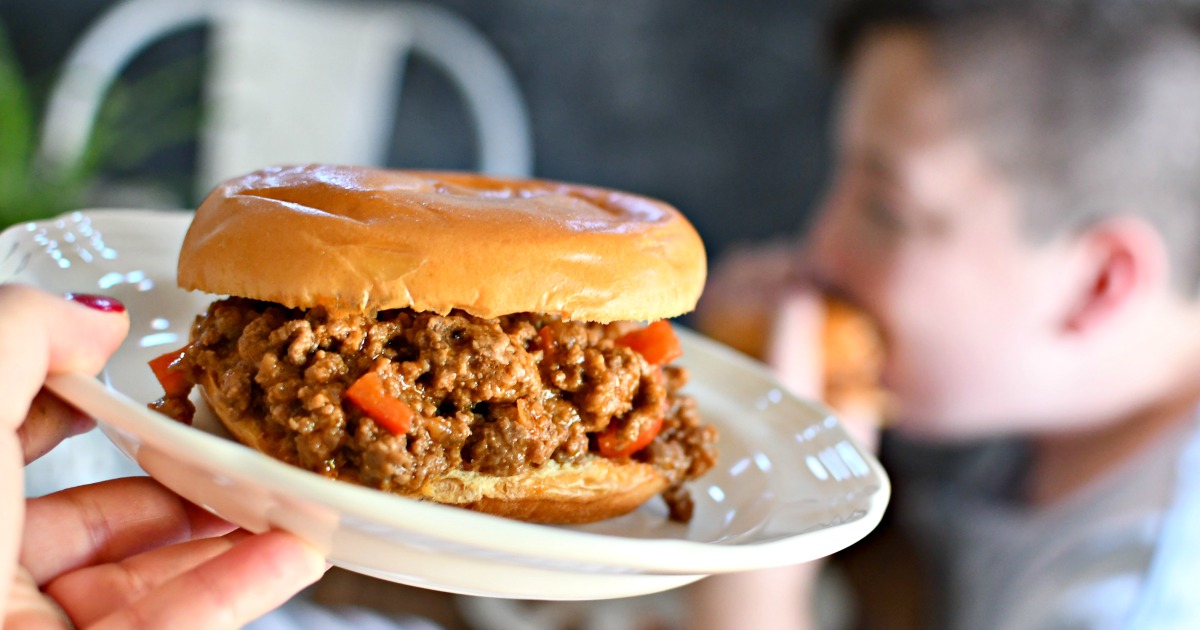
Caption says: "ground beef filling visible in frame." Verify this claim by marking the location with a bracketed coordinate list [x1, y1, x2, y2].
[152, 298, 718, 521]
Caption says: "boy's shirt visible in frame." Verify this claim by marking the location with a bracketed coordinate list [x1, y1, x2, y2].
[889, 411, 1200, 630]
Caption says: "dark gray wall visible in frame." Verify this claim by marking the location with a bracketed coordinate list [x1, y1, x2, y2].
[1, 0, 838, 262]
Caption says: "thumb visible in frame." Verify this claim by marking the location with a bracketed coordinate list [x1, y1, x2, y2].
[0, 284, 126, 627]
[0, 284, 129, 433]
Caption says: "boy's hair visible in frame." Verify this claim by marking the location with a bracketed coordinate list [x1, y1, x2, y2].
[827, 1, 1200, 293]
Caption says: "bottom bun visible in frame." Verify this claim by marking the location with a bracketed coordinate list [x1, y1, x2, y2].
[198, 374, 670, 524]
[416, 459, 669, 524]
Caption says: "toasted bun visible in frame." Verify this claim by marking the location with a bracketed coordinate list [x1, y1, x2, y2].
[198, 373, 669, 524]
[416, 459, 669, 524]
[819, 296, 887, 419]
[179, 165, 706, 323]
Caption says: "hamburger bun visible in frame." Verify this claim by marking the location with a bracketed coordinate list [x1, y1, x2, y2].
[167, 165, 714, 524]
[179, 164, 706, 322]
[818, 296, 888, 421]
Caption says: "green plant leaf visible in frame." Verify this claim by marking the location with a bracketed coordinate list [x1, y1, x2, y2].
[0, 17, 202, 229]
[0, 20, 34, 203]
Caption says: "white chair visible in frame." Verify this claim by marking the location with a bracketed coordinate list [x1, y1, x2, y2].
[36, 0, 533, 199]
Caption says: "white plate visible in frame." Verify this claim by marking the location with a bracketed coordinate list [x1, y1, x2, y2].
[1, 210, 890, 600]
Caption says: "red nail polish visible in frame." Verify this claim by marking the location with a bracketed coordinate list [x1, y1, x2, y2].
[65, 293, 126, 313]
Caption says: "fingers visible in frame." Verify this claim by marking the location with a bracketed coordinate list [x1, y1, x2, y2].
[18, 389, 96, 464]
[768, 291, 882, 451]
[46, 530, 251, 627]
[19, 477, 324, 629]
[0, 285, 129, 622]
[0, 435, 24, 622]
[765, 289, 826, 400]
[2, 565, 75, 629]
[0, 284, 129, 436]
[831, 395, 883, 453]
[91, 530, 326, 630]
[21, 477, 235, 585]
[694, 242, 802, 360]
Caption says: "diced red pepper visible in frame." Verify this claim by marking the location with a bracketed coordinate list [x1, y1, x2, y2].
[598, 413, 664, 459]
[616, 320, 683, 365]
[537, 325, 558, 356]
[148, 347, 190, 397]
[345, 371, 413, 435]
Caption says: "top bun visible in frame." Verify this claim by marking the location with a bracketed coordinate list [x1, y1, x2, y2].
[179, 165, 707, 322]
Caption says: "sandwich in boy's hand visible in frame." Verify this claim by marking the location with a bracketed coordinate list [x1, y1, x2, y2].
[148, 164, 718, 524]
[694, 245, 888, 422]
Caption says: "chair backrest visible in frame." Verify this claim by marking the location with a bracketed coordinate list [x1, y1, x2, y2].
[36, 0, 533, 199]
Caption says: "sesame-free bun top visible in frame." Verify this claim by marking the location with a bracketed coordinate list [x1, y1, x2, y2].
[179, 165, 707, 322]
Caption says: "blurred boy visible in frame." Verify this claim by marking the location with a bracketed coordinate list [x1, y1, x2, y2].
[692, 2, 1200, 628]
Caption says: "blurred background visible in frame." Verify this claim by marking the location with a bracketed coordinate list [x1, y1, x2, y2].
[0, 0, 839, 264]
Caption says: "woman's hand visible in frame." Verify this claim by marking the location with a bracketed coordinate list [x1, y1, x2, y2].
[0, 284, 327, 628]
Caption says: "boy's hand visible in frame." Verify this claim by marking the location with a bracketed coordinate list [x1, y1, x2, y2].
[770, 289, 882, 452]
[696, 246, 882, 452]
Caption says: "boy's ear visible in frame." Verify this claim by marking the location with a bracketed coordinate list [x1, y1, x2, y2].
[1064, 216, 1168, 334]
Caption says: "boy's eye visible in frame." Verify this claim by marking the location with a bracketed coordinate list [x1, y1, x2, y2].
[863, 194, 909, 233]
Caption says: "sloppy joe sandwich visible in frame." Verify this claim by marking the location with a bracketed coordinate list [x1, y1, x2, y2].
[148, 165, 718, 524]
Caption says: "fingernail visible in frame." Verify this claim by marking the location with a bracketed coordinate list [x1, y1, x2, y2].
[65, 293, 126, 313]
